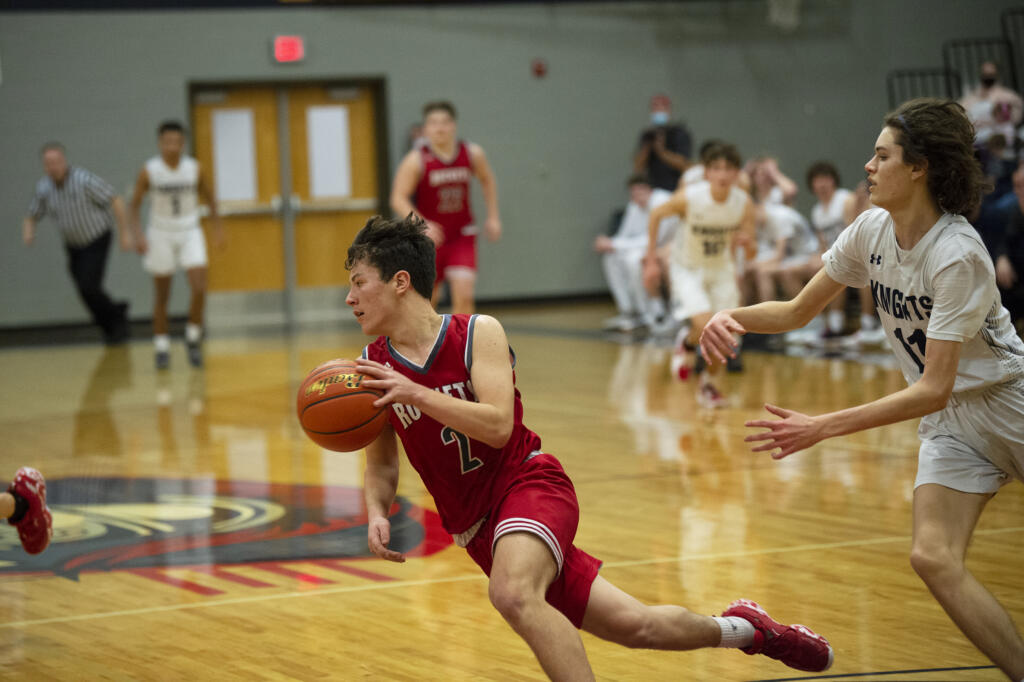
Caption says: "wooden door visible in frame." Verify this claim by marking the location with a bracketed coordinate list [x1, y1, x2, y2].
[192, 87, 285, 292]
[287, 85, 381, 288]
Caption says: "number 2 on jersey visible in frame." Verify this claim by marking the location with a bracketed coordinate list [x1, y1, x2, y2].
[442, 426, 483, 474]
[893, 327, 927, 373]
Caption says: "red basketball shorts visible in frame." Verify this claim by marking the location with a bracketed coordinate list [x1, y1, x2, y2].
[434, 228, 477, 284]
[465, 453, 603, 628]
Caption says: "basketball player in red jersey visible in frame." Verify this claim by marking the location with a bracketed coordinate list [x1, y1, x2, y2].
[346, 214, 833, 679]
[390, 100, 501, 315]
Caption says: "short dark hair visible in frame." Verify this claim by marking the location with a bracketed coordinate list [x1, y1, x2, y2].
[626, 173, 651, 188]
[697, 139, 723, 163]
[422, 101, 457, 120]
[40, 141, 65, 156]
[346, 214, 436, 299]
[704, 142, 742, 169]
[884, 98, 989, 216]
[806, 161, 840, 190]
[158, 120, 185, 136]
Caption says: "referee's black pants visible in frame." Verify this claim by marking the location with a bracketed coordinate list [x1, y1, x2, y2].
[65, 231, 126, 340]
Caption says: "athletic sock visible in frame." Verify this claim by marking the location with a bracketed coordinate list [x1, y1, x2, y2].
[154, 334, 171, 353]
[860, 313, 877, 331]
[7, 491, 28, 524]
[713, 616, 756, 648]
[185, 323, 202, 344]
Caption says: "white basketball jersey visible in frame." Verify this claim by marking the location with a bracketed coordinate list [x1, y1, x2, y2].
[145, 155, 200, 231]
[811, 187, 852, 248]
[674, 181, 748, 270]
[764, 203, 818, 258]
[823, 208, 1024, 395]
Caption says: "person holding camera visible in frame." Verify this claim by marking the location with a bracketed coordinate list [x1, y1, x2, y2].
[633, 94, 692, 192]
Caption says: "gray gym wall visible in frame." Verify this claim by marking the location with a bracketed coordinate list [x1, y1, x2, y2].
[0, 0, 1017, 329]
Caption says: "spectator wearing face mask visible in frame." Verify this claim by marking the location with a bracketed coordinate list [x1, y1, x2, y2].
[633, 94, 692, 192]
[959, 61, 1023, 145]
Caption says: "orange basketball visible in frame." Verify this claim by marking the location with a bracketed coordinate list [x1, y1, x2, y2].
[297, 359, 388, 452]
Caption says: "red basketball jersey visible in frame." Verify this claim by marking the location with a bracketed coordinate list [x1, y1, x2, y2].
[362, 314, 542, 535]
[415, 141, 475, 233]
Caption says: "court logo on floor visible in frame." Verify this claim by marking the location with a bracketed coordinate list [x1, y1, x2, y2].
[0, 477, 451, 582]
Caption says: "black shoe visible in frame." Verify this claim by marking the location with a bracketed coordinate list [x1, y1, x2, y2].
[726, 354, 744, 373]
[103, 303, 131, 345]
[155, 350, 170, 370]
[186, 341, 203, 368]
[693, 351, 707, 375]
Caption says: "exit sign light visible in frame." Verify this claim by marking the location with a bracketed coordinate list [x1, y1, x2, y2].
[273, 35, 305, 64]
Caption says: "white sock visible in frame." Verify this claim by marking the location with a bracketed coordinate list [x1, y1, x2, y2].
[713, 616, 755, 648]
[185, 323, 202, 344]
[154, 334, 171, 353]
[827, 310, 844, 332]
[860, 313, 877, 331]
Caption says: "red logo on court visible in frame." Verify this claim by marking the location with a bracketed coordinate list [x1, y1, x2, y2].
[0, 477, 451, 594]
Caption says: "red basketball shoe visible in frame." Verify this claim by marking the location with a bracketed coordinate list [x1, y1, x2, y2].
[722, 599, 833, 672]
[8, 467, 52, 555]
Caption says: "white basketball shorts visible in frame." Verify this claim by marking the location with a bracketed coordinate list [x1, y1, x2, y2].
[915, 379, 1024, 494]
[143, 227, 208, 276]
[669, 261, 739, 321]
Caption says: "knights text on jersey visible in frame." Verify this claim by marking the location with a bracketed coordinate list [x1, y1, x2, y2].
[823, 208, 1024, 392]
[674, 181, 748, 269]
[145, 155, 200, 231]
[414, 142, 475, 233]
[362, 314, 542, 535]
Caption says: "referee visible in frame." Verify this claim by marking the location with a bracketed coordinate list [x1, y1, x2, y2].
[23, 142, 131, 344]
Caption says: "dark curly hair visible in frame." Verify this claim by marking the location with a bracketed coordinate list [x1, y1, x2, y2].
[884, 98, 989, 216]
[346, 214, 436, 299]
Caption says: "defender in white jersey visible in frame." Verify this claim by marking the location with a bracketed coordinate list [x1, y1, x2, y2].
[644, 142, 755, 408]
[129, 121, 224, 370]
[700, 98, 1024, 678]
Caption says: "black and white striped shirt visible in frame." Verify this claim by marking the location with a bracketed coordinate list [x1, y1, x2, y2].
[28, 166, 116, 247]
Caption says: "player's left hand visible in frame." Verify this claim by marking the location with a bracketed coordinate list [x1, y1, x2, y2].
[357, 358, 424, 409]
[744, 404, 823, 459]
[484, 216, 502, 242]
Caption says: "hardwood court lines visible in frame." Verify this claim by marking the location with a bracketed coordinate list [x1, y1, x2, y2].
[4, 524, 1021, 630]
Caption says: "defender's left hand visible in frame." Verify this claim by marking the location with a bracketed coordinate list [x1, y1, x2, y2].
[356, 358, 424, 408]
[744, 404, 823, 459]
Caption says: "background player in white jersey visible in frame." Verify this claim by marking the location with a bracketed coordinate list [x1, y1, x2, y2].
[700, 98, 1024, 679]
[744, 202, 818, 307]
[806, 161, 884, 343]
[643, 143, 755, 408]
[129, 121, 224, 370]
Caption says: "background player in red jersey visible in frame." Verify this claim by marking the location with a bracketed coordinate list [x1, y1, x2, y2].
[345, 214, 833, 680]
[390, 100, 502, 315]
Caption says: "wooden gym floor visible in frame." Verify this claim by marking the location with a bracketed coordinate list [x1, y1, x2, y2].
[0, 300, 1020, 681]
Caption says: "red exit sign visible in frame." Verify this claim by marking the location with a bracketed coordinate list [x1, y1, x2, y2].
[273, 35, 305, 64]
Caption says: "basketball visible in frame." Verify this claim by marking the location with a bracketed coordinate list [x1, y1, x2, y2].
[296, 359, 388, 452]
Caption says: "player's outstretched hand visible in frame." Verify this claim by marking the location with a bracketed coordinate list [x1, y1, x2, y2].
[368, 516, 406, 563]
[744, 404, 823, 459]
[699, 310, 746, 365]
[357, 358, 424, 409]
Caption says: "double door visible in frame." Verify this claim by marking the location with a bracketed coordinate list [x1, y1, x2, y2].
[191, 81, 387, 324]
